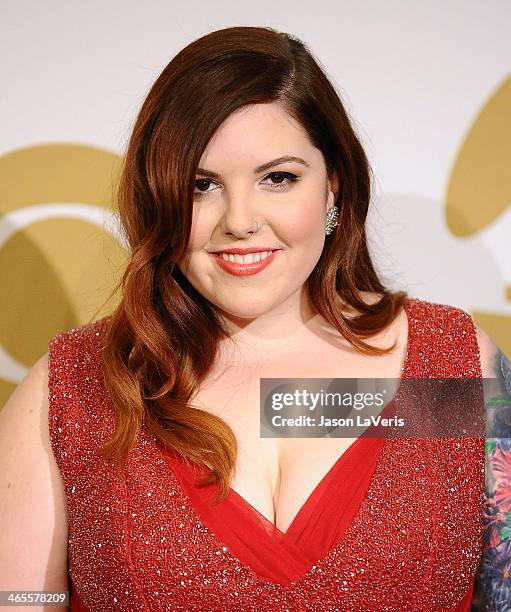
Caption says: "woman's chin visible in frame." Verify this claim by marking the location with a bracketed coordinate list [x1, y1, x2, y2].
[216, 302, 280, 322]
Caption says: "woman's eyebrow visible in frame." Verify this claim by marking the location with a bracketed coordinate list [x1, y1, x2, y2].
[196, 156, 310, 179]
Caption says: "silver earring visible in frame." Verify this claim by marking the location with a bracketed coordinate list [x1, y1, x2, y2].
[325, 205, 339, 235]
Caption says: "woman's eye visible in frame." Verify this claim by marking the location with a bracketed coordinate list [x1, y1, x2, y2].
[193, 178, 217, 199]
[193, 172, 299, 200]
[261, 172, 298, 191]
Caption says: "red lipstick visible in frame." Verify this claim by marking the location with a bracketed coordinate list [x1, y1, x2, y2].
[209, 249, 280, 276]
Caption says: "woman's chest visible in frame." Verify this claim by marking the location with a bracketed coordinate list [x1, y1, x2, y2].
[189, 346, 406, 534]
[70, 428, 483, 610]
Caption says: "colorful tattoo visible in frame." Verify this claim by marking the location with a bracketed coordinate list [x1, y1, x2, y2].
[473, 348, 511, 610]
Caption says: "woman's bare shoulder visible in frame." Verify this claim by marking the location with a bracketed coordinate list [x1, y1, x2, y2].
[474, 325, 507, 378]
[0, 353, 69, 590]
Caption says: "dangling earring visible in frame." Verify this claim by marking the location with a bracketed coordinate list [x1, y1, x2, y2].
[325, 205, 339, 235]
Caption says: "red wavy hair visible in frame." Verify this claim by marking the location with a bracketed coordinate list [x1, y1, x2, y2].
[97, 25, 408, 501]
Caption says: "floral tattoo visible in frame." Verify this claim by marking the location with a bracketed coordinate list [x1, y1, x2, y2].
[473, 349, 511, 610]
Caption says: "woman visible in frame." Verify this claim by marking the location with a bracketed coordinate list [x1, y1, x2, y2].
[0, 25, 508, 611]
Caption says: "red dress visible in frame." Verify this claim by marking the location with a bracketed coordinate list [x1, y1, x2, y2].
[48, 298, 485, 610]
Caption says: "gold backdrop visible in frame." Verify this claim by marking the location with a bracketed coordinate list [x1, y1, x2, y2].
[1, 75, 510, 406]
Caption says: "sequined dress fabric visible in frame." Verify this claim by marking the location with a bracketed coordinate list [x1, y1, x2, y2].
[47, 298, 485, 611]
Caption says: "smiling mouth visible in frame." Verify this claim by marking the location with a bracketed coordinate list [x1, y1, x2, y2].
[209, 249, 280, 276]
[213, 250, 275, 264]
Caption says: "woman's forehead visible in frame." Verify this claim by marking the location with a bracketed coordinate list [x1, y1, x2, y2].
[197, 104, 319, 172]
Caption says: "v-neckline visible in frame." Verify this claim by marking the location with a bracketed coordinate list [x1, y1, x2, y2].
[153, 297, 413, 584]
[229, 436, 389, 541]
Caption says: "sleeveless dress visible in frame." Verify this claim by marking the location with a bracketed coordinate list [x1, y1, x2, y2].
[47, 298, 486, 611]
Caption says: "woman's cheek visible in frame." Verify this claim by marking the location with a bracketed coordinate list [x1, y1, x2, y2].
[280, 195, 327, 245]
[188, 207, 213, 250]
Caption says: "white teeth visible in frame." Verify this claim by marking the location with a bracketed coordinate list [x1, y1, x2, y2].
[220, 250, 273, 264]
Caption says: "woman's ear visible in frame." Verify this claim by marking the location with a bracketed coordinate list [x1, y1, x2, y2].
[326, 171, 339, 208]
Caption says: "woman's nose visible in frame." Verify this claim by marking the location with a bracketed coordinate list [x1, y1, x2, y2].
[220, 197, 261, 238]
[222, 223, 259, 240]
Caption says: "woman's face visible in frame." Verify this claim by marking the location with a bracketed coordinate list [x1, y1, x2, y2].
[177, 102, 338, 322]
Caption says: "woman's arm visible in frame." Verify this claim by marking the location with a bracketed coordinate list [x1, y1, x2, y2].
[0, 353, 69, 610]
[472, 326, 511, 610]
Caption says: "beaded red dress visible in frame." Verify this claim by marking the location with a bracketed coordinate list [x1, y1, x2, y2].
[47, 298, 485, 611]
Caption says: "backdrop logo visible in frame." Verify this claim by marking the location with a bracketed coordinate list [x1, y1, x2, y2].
[0, 143, 127, 402]
[1, 74, 510, 406]
[444, 75, 511, 353]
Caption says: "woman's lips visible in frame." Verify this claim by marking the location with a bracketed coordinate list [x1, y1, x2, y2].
[210, 250, 280, 276]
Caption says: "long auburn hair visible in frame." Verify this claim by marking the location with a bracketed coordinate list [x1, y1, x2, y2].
[98, 25, 408, 501]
